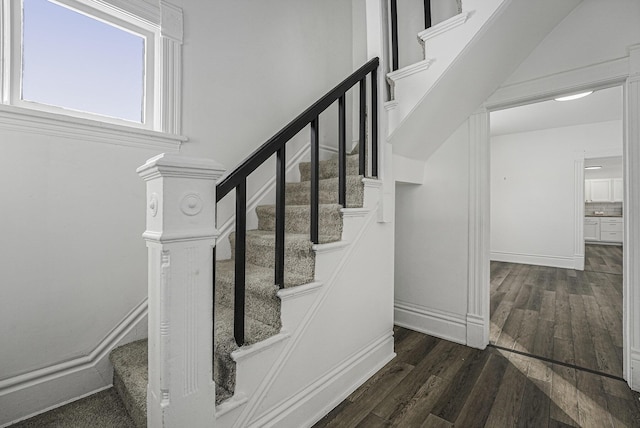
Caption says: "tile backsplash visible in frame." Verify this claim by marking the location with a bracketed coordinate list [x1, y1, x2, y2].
[585, 202, 623, 216]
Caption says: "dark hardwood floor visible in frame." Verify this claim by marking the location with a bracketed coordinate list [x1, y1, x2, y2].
[313, 326, 640, 427]
[584, 244, 623, 275]
[315, 245, 637, 427]
[490, 244, 623, 378]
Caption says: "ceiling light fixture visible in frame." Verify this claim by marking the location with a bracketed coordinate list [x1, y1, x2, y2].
[555, 91, 594, 101]
[585, 166, 602, 170]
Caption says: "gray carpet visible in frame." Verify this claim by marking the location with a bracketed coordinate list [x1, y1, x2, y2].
[9, 389, 135, 428]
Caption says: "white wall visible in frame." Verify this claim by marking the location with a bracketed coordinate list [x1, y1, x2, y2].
[0, 0, 356, 419]
[490, 120, 622, 267]
[394, 120, 470, 343]
[177, 0, 355, 223]
[0, 134, 154, 379]
[504, 0, 640, 86]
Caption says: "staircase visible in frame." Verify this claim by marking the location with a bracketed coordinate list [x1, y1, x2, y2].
[110, 144, 396, 426]
[110, 151, 370, 426]
[113, 54, 396, 428]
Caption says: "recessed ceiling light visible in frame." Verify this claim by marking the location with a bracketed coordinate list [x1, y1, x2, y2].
[555, 91, 594, 101]
[585, 166, 602, 170]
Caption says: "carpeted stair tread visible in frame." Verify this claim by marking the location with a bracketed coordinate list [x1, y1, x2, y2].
[231, 228, 339, 249]
[230, 230, 316, 282]
[285, 175, 364, 207]
[215, 259, 282, 329]
[109, 339, 147, 428]
[109, 303, 280, 420]
[255, 203, 343, 241]
[215, 385, 233, 405]
[9, 388, 136, 428]
[215, 304, 280, 349]
[230, 229, 343, 281]
[299, 153, 360, 181]
[213, 304, 280, 397]
[216, 258, 310, 293]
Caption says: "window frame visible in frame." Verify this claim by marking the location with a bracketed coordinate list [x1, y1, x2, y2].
[11, 0, 155, 128]
[0, 0, 184, 148]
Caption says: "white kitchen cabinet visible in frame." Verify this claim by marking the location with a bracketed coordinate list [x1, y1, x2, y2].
[601, 230, 623, 243]
[613, 178, 624, 202]
[584, 180, 592, 202]
[585, 217, 623, 244]
[584, 218, 600, 241]
[600, 217, 623, 243]
[589, 179, 612, 202]
[585, 178, 624, 202]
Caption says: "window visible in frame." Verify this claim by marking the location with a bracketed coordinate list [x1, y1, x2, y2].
[0, 0, 184, 141]
[21, 0, 146, 123]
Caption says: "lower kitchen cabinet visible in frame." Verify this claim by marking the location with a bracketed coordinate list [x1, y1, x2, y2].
[584, 217, 623, 244]
[585, 218, 600, 241]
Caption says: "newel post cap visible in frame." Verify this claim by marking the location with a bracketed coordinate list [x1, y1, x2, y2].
[137, 153, 226, 181]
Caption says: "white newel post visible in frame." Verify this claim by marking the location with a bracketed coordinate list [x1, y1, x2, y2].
[137, 154, 225, 427]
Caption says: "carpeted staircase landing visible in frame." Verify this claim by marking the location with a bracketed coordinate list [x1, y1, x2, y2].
[12, 152, 366, 427]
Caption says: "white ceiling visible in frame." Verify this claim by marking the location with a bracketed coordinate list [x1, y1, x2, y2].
[490, 85, 623, 137]
[585, 156, 623, 179]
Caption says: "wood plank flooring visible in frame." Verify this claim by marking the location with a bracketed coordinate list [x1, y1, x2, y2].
[584, 244, 623, 275]
[490, 244, 623, 378]
[313, 326, 640, 427]
[314, 245, 634, 427]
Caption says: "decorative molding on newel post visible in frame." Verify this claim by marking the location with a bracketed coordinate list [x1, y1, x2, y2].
[467, 108, 490, 349]
[137, 153, 225, 427]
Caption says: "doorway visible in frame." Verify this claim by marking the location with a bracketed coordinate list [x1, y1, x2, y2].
[487, 86, 625, 379]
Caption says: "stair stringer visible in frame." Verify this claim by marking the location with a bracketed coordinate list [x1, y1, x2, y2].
[386, 0, 505, 135]
[214, 282, 325, 423]
[214, 179, 395, 428]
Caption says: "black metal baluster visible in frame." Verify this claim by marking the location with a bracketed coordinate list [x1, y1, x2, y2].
[275, 146, 286, 289]
[359, 78, 366, 176]
[424, 0, 432, 29]
[338, 95, 346, 207]
[371, 68, 378, 178]
[210, 59, 379, 349]
[234, 180, 246, 346]
[390, 0, 399, 71]
[310, 118, 319, 244]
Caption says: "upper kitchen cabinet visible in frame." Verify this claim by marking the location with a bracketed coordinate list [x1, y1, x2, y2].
[613, 178, 623, 202]
[588, 179, 612, 202]
[584, 156, 623, 202]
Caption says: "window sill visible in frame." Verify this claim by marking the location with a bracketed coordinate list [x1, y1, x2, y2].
[0, 104, 186, 151]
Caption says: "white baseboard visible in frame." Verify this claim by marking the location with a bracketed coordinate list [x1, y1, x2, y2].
[491, 251, 578, 269]
[466, 314, 488, 349]
[394, 301, 466, 345]
[630, 348, 640, 392]
[0, 299, 148, 427]
[247, 332, 395, 428]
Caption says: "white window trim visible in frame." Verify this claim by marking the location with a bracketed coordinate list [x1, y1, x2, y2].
[0, 0, 185, 150]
